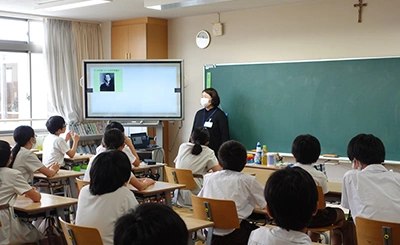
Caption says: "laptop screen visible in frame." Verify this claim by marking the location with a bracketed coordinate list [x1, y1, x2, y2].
[130, 132, 149, 149]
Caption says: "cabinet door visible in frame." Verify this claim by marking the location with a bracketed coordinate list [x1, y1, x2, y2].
[128, 24, 147, 59]
[111, 25, 129, 59]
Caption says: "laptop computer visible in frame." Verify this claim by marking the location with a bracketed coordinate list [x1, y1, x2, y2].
[130, 132, 149, 150]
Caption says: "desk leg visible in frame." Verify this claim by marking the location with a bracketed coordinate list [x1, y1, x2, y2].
[164, 191, 172, 207]
[67, 177, 78, 198]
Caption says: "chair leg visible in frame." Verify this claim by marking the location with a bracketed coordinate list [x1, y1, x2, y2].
[205, 227, 213, 245]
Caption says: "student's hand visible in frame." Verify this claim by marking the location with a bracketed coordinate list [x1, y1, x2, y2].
[49, 162, 60, 173]
[124, 135, 134, 147]
[72, 132, 80, 142]
[65, 131, 73, 141]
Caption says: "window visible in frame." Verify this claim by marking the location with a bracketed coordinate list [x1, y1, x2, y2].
[0, 17, 48, 132]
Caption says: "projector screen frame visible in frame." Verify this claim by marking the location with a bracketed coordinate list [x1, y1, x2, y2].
[82, 59, 184, 121]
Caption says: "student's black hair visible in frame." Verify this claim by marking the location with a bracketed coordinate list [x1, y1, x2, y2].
[105, 121, 125, 133]
[202, 88, 220, 107]
[265, 166, 318, 231]
[45, 115, 66, 134]
[89, 150, 131, 195]
[191, 127, 210, 155]
[218, 140, 247, 172]
[347, 133, 385, 164]
[10, 125, 35, 168]
[0, 140, 11, 168]
[114, 203, 188, 245]
[291, 134, 321, 164]
[102, 128, 125, 150]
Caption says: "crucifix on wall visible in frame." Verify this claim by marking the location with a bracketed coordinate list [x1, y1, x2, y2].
[354, 0, 367, 23]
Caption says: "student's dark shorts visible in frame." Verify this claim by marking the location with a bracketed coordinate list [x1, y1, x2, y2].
[308, 207, 338, 228]
[210, 219, 258, 245]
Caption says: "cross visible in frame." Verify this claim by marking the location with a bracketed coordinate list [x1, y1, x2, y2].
[354, 0, 367, 23]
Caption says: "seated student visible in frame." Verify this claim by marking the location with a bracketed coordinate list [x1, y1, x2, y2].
[10, 125, 60, 184]
[174, 127, 221, 205]
[84, 129, 155, 190]
[114, 203, 188, 245]
[42, 115, 80, 167]
[198, 140, 266, 245]
[0, 140, 42, 244]
[248, 167, 318, 245]
[96, 121, 141, 167]
[76, 150, 138, 245]
[342, 133, 400, 223]
[291, 134, 346, 245]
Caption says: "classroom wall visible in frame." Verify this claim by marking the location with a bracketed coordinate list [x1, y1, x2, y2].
[165, 0, 400, 166]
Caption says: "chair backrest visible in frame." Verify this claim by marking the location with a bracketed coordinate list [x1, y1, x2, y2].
[75, 178, 90, 196]
[164, 166, 197, 190]
[59, 217, 104, 245]
[191, 195, 240, 229]
[356, 216, 400, 245]
[316, 185, 326, 210]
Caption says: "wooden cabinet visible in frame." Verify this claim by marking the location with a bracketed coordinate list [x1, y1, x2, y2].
[111, 17, 168, 59]
[111, 17, 169, 163]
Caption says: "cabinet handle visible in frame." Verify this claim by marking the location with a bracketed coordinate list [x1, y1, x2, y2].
[129, 53, 131, 59]
[125, 53, 127, 59]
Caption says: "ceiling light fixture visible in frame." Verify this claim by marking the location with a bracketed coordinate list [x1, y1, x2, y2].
[36, 0, 112, 12]
[144, 0, 232, 10]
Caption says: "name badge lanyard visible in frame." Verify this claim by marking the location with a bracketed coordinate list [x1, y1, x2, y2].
[203, 108, 217, 125]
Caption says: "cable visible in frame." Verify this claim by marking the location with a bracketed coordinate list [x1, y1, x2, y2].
[168, 121, 183, 153]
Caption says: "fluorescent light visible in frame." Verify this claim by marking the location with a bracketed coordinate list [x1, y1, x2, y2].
[36, 0, 112, 11]
[144, 0, 233, 10]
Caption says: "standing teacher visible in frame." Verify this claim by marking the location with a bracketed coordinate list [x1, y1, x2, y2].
[191, 88, 230, 157]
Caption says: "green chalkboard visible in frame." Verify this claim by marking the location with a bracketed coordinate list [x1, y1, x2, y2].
[204, 57, 400, 161]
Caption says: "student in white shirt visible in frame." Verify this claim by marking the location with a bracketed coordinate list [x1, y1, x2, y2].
[10, 125, 60, 184]
[114, 203, 188, 245]
[174, 127, 221, 204]
[0, 140, 42, 245]
[291, 134, 348, 245]
[342, 133, 400, 224]
[76, 150, 138, 245]
[84, 129, 155, 190]
[198, 140, 266, 245]
[248, 167, 318, 245]
[96, 121, 141, 167]
[42, 115, 80, 167]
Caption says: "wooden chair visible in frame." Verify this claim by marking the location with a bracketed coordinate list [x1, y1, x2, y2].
[356, 216, 400, 245]
[75, 178, 90, 196]
[307, 185, 340, 244]
[164, 166, 197, 206]
[59, 217, 103, 245]
[191, 195, 240, 245]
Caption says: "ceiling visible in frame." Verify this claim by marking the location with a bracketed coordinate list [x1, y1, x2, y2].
[0, 0, 325, 22]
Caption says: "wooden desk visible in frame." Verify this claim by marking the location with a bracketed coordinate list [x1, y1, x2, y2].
[64, 154, 93, 162]
[14, 193, 78, 221]
[132, 163, 165, 181]
[129, 181, 185, 207]
[327, 182, 342, 195]
[181, 216, 214, 245]
[34, 169, 84, 198]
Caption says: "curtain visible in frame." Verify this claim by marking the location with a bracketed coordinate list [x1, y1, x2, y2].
[43, 19, 103, 123]
[43, 19, 81, 122]
[71, 22, 103, 80]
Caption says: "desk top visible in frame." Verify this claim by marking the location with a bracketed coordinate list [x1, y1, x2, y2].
[34, 169, 84, 180]
[180, 216, 214, 232]
[132, 162, 165, 171]
[245, 164, 279, 170]
[14, 193, 77, 213]
[64, 154, 94, 161]
[327, 182, 342, 195]
[129, 181, 185, 194]
[33, 151, 93, 162]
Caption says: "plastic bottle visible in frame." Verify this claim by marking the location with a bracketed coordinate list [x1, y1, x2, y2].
[254, 142, 262, 164]
[261, 145, 268, 165]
